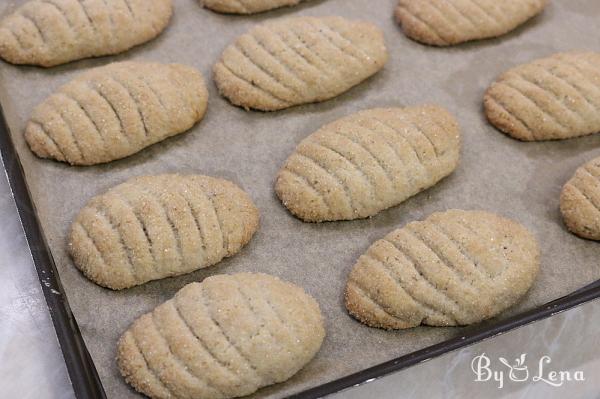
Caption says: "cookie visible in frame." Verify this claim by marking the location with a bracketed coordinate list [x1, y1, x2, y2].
[117, 273, 325, 399]
[345, 210, 540, 329]
[485, 52, 600, 141]
[560, 156, 600, 240]
[68, 175, 259, 290]
[213, 16, 387, 111]
[275, 106, 461, 222]
[0, 0, 173, 67]
[25, 61, 208, 165]
[395, 0, 547, 46]
[202, 0, 305, 14]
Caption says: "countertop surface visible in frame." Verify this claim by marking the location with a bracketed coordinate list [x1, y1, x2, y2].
[1, 0, 600, 397]
[1, 161, 600, 399]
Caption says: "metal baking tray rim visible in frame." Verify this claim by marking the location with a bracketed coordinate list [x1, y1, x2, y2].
[1, 102, 599, 399]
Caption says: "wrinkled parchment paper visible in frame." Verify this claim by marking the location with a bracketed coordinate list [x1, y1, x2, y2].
[1, 0, 600, 397]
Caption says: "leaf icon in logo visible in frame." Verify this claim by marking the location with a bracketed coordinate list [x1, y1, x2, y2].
[499, 354, 529, 382]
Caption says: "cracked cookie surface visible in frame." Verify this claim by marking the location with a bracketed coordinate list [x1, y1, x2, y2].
[561, 156, 600, 240]
[117, 273, 325, 399]
[345, 209, 540, 329]
[0, 0, 173, 67]
[275, 106, 461, 222]
[201, 0, 306, 14]
[485, 52, 600, 141]
[25, 61, 208, 165]
[395, 0, 547, 46]
[68, 174, 259, 289]
[213, 16, 387, 111]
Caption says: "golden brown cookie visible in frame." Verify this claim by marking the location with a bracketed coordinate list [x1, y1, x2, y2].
[117, 273, 325, 399]
[345, 210, 540, 329]
[560, 156, 600, 240]
[275, 106, 461, 222]
[485, 52, 600, 141]
[201, 0, 305, 14]
[213, 16, 387, 111]
[395, 0, 547, 46]
[0, 0, 173, 67]
[68, 175, 259, 290]
[25, 61, 208, 165]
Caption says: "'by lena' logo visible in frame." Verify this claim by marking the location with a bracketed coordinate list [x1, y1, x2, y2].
[471, 353, 585, 389]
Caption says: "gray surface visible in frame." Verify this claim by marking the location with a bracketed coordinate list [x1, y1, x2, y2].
[0, 168, 73, 399]
[0, 0, 600, 398]
[2, 162, 600, 399]
[331, 296, 600, 399]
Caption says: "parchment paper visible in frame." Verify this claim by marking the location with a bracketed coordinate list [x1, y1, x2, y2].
[1, 0, 600, 397]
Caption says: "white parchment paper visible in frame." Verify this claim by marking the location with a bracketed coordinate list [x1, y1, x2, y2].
[1, 0, 600, 397]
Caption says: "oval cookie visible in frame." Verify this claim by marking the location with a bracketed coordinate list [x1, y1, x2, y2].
[485, 52, 600, 141]
[25, 61, 208, 165]
[202, 0, 306, 14]
[68, 175, 259, 290]
[117, 273, 325, 399]
[560, 156, 600, 240]
[275, 106, 461, 222]
[395, 0, 547, 46]
[345, 210, 540, 329]
[0, 0, 173, 67]
[213, 16, 388, 111]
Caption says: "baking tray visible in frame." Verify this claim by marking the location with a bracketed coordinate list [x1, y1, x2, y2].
[3, 108, 600, 398]
[0, 0, 600, 398]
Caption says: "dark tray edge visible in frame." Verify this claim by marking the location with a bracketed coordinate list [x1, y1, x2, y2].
[0, 103, 107, 399]
[291, 280, 600, 398]
[1, 100, 600, 399]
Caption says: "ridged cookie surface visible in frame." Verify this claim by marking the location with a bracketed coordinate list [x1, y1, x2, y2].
[213, 16, 387, 111]
[117, 273, 325, 399]
[485, 52, 600, 141]
[560, 156, 600, 240]
[345, 210, 540, 329]
[395, 0, 547, 46]
[25, 61, 208, 165]
[202, 0, 305, 14]
[275, 106, 461, 222]
[0, 0, 173, 67]
[68, 175, 259, 290]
